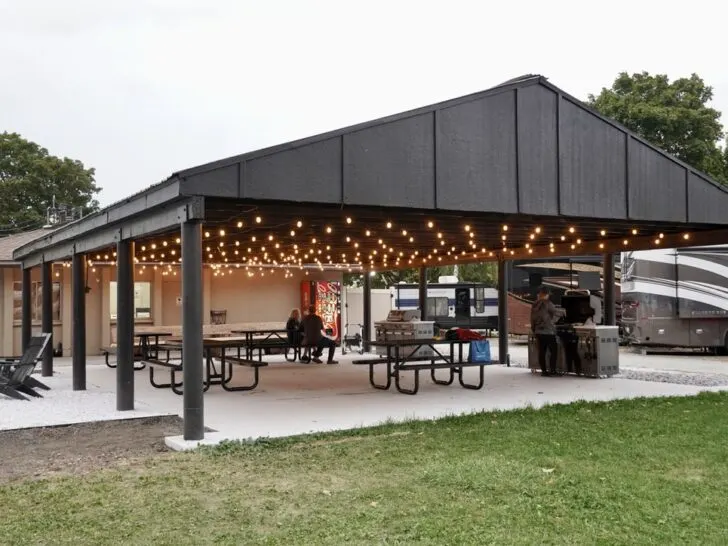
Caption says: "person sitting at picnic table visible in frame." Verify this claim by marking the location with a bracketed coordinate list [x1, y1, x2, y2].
[286, 308, 303, 347]
[301, 304, 338, 364]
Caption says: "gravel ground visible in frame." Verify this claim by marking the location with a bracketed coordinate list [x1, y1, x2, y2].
[508, 360, 728, 387]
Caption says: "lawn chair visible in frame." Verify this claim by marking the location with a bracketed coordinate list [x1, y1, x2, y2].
[0, 334, 52, 401]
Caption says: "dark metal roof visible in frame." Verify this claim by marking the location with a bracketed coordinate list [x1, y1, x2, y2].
[13, 74, 728, 264]
[174, 74, 728, 223]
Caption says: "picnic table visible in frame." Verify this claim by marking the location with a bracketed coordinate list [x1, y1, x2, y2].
[230, 328, 296, 361]
[146, 336, 267, 395]
[103, 332, 173, 370]
[353, 338, 497, 395]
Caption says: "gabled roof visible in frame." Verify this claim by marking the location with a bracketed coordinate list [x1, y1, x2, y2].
[174, 74, 728, 225]
[13, 74, 728, 265]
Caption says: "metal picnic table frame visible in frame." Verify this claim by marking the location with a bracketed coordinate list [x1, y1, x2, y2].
[230, 328, 296, 361]
[104, 332, 173, 370]
[360, 339, 497, 395]
[148, 336, 267, 395]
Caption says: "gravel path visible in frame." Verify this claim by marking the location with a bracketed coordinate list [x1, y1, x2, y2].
[508, 360, 728, 387]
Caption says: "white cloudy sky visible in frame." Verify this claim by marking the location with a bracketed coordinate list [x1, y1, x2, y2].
[1, 0, 726, 207]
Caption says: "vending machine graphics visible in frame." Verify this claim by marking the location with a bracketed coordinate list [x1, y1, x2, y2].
[301, 281, 341, 342]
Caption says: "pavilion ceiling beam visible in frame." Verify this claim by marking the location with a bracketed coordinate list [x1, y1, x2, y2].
[15, 197, 204, 267]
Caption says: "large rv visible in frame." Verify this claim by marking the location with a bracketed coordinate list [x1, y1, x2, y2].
[621, 246, 728, 353]
[391, 277, 498, 331]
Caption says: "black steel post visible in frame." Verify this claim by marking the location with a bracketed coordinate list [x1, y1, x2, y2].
[72, 253, 86, 390]
[182, 220, 204, 441]
[362, 272, 372, 353]
[21, 266, 31, 352]
[497, 259, 509, 365]
[603, 253, 616, 326]
[116, 240, 135, 411]
[418, 267, 427, 320]
[41, 260, 53, 376]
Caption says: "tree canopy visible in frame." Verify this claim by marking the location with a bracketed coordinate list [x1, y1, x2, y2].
[0, 132, 100, 232]
[589, 72, 728, 184]
[344, 263, 497, 288]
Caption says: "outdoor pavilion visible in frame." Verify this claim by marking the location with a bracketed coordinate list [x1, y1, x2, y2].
[13, 74, 728, 441]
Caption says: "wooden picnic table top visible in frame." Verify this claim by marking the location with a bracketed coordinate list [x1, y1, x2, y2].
[231, 328, 288, 334]
[163, 336, 252, 348]
[136, 332, 173, 338]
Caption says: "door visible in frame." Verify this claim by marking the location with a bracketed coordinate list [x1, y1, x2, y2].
[455, 288, 470, 322]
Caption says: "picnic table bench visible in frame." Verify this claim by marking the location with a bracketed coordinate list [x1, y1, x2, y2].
[353, 338, 498, 395]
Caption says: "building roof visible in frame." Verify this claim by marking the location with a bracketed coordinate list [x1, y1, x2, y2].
[0, 228, 58, 265]
[13, 74, 728, 267]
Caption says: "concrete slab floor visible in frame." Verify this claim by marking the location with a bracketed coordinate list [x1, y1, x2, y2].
[5, 347, 727, 450]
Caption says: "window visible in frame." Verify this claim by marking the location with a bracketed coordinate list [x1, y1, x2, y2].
[427, 297, 449, 318]
[474, 287, 485, 313]
[13, 281, 62, 322]
[110, 281, 152, 320]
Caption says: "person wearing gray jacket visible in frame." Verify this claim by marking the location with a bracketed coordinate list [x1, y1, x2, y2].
[531, 286, 564, 376]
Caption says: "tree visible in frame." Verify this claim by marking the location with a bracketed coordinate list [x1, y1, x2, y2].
[344, 267, 450, 289]
[343, 263, 498, 288]
[457, 263, 497, 286]
[0, 132, 100, 231]
[589, 72, 728, 184]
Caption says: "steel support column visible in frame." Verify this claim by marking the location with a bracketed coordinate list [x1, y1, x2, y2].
[362, 272, 372, 353]
[418, 267, 427, 320]
[41, 261, 53, 376]
[72, 253, 87, 390]
[21, 266, 31, 352]
[603, 253, 616, 326]
[116, 240, 135, 411]
[182, 220, 204, 441]
[497, 259, 509, 365]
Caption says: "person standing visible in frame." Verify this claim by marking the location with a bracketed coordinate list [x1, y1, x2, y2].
[530, 286, 563, 376]
[301, 305, 338, 364]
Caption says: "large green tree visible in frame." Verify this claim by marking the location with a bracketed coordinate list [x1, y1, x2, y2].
[0, 132, 100, 231]
[589, 72, 728, 183]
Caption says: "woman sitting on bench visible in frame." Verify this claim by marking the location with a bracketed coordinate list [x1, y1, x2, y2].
[286, 308, 303, 347]
[301, 305, 338, 364]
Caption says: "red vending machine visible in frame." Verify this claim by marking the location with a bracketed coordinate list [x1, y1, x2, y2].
[301, 281, 342, 343]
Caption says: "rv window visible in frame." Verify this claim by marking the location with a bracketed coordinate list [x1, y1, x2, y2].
[474, 287, 485, 313]
[427, 297, 449, 317]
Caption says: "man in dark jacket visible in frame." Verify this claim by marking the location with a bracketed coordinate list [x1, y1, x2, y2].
[301, 305, 338, 364]
[530, 286, 564, 376]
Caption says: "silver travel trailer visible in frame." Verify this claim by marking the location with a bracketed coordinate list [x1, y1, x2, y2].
[620, 246, 728, 353]
[391, 276, 498, 331]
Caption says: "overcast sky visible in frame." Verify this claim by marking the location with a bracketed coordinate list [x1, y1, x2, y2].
[2, 0, 726, 207]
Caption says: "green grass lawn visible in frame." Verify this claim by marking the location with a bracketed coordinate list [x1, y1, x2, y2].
[3, 393, 728, 545]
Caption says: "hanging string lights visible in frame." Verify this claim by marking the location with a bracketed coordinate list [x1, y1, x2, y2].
[70, 208, 696, 274]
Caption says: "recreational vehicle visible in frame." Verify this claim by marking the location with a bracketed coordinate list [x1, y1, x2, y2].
[620, 246, 728, 354]
[391, 276, 498, 331]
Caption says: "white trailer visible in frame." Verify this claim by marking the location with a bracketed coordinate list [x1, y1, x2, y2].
[391, 278, 498, 331]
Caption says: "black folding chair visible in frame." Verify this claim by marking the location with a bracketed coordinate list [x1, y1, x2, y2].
[0, 334, 52, 401]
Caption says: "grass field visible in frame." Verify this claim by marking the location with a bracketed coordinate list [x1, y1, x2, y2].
[2, 393, 728, 545]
